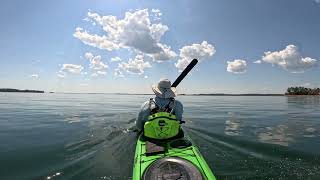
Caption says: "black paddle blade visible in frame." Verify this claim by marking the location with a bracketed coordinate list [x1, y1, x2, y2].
[171, 59, 198, 87]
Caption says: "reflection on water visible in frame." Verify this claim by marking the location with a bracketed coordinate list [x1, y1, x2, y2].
[254, 96, 320, 147]
[46, 172, 62, 180]
[225, 120, 241, 136]
[257, 125, 293, 146]
[303, 127, 317, 138]
[256, 122, 319, 146]
[65, 115, 81, 123]
[287, 96, 320, 106]
[255, 96, 320, 146]
[225, 112, 242, 136]
[286, 96, 320, 141]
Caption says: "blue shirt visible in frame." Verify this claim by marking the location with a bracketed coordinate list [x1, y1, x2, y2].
[136, 97, 183, 131]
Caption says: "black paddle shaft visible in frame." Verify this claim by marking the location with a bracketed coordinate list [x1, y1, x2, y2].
[171, 59, 198, 88]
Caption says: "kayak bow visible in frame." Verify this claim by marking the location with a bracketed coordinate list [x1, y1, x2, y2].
[132, 130, 216, 180]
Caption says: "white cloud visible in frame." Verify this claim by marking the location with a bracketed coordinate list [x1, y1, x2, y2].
[30, 74, 39, 78]
[57, 73, 65, 78]
[90, 71, 107, 77]
[253, 60, 262, 64]
[83, 17, 96, 26]
[74, 27, 119, 51]
[75, 9, 176, 61]
[262, 45, 317, 73]
[152, 43, 177, 62]
[118, 55, 151, 75]
[84, 52, 94, 59]
[111, 56, 122, 62]
[227, 59, 247, 74]
[151, 9, 161, 13]
[84, 52, 108, 70]
[315, 0, 320, 4]
[114, 68, 124, 78]
[144, 75, 148, 79]
[97, 71, 107, 75]
[176, 41, 216, 70]
[151, 9, 162, 21]
[61, 64, 84, 74]
[91, 73, 98, 77]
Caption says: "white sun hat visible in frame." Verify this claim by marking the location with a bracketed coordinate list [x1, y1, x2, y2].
[152, 79, 177, 98]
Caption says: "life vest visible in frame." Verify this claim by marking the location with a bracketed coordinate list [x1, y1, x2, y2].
[143, 98, 181, 140]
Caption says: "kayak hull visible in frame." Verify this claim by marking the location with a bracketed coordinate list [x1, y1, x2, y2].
[132, 131, 216, 180]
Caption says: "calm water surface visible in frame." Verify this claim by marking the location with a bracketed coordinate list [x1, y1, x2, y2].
[0, 93, 320, 180]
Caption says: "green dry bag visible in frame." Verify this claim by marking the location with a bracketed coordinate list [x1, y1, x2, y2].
[144, 112, 180, 139]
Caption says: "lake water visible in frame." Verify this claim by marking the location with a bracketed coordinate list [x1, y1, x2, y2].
[0, 93, 320, 180]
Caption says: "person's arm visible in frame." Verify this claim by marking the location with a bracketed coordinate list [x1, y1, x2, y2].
[136, 101, 150, 131]
[174, 100, 184, 121]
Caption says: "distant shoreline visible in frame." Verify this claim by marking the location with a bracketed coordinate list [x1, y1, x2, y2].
[1, 89, 319, 96]
[0, 88, 44, 93]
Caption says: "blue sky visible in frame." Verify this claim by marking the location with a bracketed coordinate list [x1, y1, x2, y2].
[0, 0, 319, 93]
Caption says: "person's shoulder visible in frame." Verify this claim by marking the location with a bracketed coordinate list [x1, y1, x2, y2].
[174, 98, 182, 103]
[174, 99, 183, 107]
[141, 100, 149, 106]
[140, 99, 152, 109]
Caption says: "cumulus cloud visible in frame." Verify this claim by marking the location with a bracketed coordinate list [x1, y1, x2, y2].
[97, 71, 107, 75]
[30, 74, 39, 78]
[151, 9, 162, 20]
[152, 43, 177, 62]
[61, 64, 84, 74]
[176, 41, 216, 70]
[151, 9, 161, 13]
[91, 73, 98, 77]
[111, 56, 122, 62]
[74, 27, 119, 51]
[84, 52, 108, 70]
[118, 55, 151, 75]
[57, 73, 65, 78]
[114, 68, 124, 78]
[74, 9, 176, 61]
[261, 45, 317, 73]
[227, 59, 247, 74]
[253, 60, 262, 64]
[90, 72, 105, 77]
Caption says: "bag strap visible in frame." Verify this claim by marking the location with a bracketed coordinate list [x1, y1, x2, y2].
[165, 98, 176, 114]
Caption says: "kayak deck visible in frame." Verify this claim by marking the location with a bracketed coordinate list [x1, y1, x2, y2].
[133, 134, 216, 180]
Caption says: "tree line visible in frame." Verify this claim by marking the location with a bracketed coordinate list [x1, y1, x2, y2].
[286, 87, 320, 95]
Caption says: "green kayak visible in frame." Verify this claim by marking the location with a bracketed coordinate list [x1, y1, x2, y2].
[132, 130, 216, 180]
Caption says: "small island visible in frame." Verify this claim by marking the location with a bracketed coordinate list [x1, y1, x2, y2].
[0, 88, 44, 93]
[285, 87, 320, 95]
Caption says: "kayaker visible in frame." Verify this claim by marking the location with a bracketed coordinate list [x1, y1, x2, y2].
[132, 60, 216, 180]
[136, 78, 183, 132]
